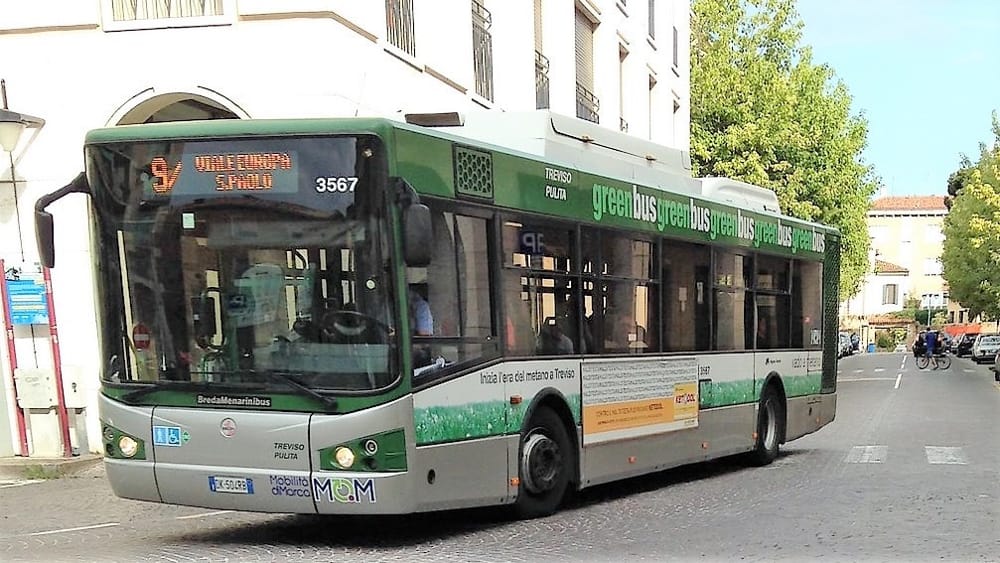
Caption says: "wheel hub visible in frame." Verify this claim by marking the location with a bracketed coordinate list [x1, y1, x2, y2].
[521, 432, 562, 494]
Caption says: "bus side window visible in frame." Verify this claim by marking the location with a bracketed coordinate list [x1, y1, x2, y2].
[414, 204, 497, 379]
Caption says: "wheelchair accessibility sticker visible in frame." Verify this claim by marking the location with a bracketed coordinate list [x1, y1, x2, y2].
[153, 425, 190, 447]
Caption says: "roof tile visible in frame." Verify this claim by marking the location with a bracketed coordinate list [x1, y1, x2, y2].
[870, 196, 946, 211]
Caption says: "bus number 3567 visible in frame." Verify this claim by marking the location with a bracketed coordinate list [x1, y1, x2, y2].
[315, 176, 358, 193]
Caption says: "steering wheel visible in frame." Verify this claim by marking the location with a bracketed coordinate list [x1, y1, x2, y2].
[320, 309, 389, 344]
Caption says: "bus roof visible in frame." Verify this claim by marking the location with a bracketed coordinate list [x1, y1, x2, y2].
[83, 113, 838, 236]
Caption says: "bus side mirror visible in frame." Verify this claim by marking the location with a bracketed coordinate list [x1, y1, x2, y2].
[35, 211, 55, 268]
[34, 172, 91, 268]
[403, 203, 431, 267]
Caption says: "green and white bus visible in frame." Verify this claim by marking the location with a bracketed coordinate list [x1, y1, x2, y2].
[36, 111, 838, 518]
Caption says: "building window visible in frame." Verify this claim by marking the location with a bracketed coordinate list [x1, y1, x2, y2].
[924, 258, 942, 276]
[882, 284, 898, 305]
[472, 0, 495, 101]
[386, 0, 416, 56]
[104, 0, 232, 30]
[534, 1, 549, 109]
[648, 0, 656, 39]
[672, 25, 679, 68]
[575, 8, 599, 123]
[619, 45, 629, 132]
[110, 0, 223, 20]
[948, 311, 955, 324]
[535, 52, 551, 110]
[577, 83, 600, 124]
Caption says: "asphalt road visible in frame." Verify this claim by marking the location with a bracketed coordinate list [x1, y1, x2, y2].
[1, 352, 997, 562]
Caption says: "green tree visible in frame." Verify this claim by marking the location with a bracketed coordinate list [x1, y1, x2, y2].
[941, 152, 1000, 320]
[691, 0, 879, 299]
[945, 111, 1000, 208]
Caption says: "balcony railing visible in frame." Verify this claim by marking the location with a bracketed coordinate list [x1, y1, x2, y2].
[386, 0, 416, 56]
[472, 0, 494, 101]
[535, 50, 550, 109]
[110, 0, 224, 21]
[620, 117, 629, 133]
[576, 83, 600, 123]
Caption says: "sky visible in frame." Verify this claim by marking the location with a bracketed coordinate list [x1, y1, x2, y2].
[795, 0, 1000, 197]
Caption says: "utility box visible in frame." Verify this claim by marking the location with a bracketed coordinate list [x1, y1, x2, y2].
[14, 367, 57, 409]
[60, 364, 87, 409]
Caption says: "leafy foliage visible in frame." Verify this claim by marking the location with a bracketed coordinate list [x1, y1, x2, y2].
[690, 0, 879, 299]
[946, 113, 1000, 211]
[941, 149, 1000, 320]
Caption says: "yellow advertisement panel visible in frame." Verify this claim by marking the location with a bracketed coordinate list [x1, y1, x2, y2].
[581, 357, 700, 444]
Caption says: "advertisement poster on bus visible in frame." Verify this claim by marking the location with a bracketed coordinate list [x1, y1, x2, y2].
[581, 357, 699, 445]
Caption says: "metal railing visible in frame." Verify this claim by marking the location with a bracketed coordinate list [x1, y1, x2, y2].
[472, 0, 494, 101]
[386, 0, 416, 56]
[111, 0, 224, 21]
[535, 50, 550, 109]
[619, 117, 629, 133]
[576, 82, 600, 123]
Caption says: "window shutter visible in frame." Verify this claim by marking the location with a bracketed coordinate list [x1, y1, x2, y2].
[575, 9, 594, 89]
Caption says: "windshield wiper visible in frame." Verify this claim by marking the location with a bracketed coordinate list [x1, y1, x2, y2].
[249, 370, 338, 413]
[118, 370, 338, 412]
[119, 380, 219, 403]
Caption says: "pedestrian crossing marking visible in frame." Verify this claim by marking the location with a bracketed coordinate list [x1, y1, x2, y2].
[845, 445, 887, 463]
[925, 446, 968, 465]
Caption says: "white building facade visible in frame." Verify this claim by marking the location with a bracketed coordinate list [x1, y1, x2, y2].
[0, 0, 691, 457]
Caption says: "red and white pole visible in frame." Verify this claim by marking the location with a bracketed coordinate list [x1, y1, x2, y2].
[42, 266, 72, 457]
[0, 259, 29, 456]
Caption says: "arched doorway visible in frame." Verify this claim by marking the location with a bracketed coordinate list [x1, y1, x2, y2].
[110, 89, 246, 125]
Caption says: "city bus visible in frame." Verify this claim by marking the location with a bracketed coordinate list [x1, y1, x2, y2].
[35, 111, 838, 518]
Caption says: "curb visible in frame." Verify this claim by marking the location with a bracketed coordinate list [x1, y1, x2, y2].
[0, 455, 103, 480]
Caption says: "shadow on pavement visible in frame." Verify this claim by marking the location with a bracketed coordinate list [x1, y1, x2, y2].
[169, 451, 786, 548]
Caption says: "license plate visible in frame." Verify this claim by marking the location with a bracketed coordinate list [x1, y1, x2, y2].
[208, 476, 254, 494]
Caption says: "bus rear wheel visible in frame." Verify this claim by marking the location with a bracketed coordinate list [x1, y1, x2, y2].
[749, 386, 784, 466]
[513, 407, 572, 519]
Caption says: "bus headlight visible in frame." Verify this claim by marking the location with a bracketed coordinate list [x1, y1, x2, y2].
[334, 446, 355, 468]
[118, 436, 139, 458]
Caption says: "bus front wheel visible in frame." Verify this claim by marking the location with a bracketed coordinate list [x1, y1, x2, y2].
[749, 385, 784, 466]
[513, 407, 572, 519]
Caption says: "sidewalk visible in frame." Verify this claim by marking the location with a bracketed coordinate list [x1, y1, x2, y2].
[0, 453, 103, 480]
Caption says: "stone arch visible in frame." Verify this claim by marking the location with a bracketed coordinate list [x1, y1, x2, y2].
[105, 85, 248, 126]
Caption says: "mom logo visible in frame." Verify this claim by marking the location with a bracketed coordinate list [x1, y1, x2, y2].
[312, 477, 377, 504]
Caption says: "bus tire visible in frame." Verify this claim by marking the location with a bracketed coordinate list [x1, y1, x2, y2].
[749, 385, 784, 466]
[513, 407, 572, 519]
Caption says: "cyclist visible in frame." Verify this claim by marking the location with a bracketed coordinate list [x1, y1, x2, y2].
[924, 328, 938, 362]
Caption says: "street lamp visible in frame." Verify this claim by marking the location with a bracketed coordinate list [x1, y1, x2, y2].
[0, 107, 45, 153]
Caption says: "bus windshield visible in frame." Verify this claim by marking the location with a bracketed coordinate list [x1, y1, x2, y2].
[88, 135, 399, 393]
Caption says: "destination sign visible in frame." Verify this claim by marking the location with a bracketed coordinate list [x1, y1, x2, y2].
[148, 149, 299, 195]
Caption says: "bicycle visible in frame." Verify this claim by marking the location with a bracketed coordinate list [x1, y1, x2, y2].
[916, 352, 951, 370]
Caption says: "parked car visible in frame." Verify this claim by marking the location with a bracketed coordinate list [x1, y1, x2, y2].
[955, 333, 979, 357]
[949, 333, 965, 354]
[992, 351, 1000, 382]
[970, 334, 1000, 363]
[838, 332, 852, 358]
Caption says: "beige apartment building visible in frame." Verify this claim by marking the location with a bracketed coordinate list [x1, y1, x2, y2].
[840, 196, 961, 343]
[0, 0, 692, 458]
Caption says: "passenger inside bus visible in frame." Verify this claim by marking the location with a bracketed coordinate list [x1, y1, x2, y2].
[537, 317, 574, 355]
[408, 279, 434, 369]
